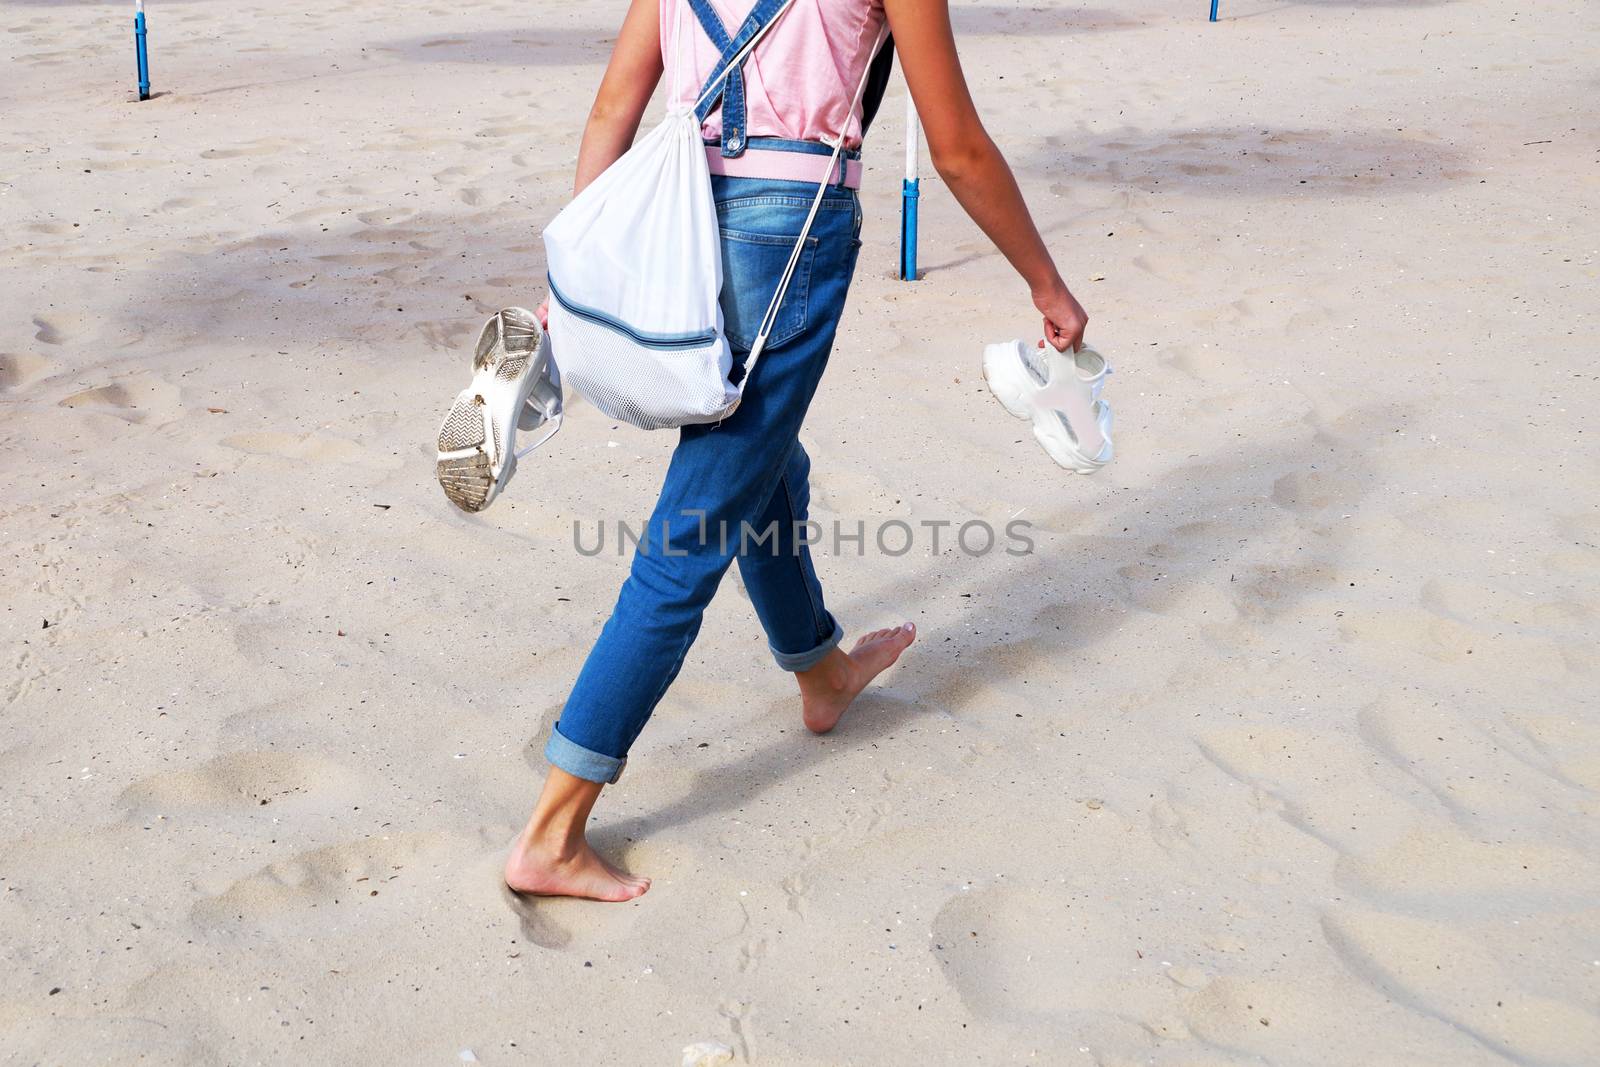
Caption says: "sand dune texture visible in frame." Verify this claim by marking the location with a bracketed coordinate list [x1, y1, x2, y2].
[3, 0, 1598, 1063]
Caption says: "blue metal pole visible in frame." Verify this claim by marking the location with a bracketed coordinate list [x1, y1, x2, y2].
[1209, 0, 1219, 21]
[135, 0, 150, 100]
[900, 178, 920, 281]
[900, 95, 920, 281]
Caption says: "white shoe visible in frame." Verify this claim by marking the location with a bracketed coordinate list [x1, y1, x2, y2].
[435, 308, 562, 513]
[983, 339, 1113, 474]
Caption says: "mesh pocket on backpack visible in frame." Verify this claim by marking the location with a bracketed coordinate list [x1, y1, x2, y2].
[548, 300, 738, 431]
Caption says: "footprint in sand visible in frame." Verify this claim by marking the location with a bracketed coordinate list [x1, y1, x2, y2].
[221, 430, 401, 469]
[1356, 696, 1595, 843]
[286, 204, 345, 224]
[1336, 822, 1600, 915]
[0, 353, 53, 392]
[1178, 971, 1483, 1064]
[1270, 469, 1365, 516]
[59, 373, 182, 424]
[431, 164, 482, 185]
[356, 207, 421, 227]
[1195, 722, 1426, 869]
[779, 872, 810, 917]
[192, 831, 460, 927]
[1321, 907, 1600, 1066]
[802, 456, 894, 517]
[65, 155, 165, 173]
[1199, 706, 1599, 918]
[199, 137, 305, 160]
[1337, 601, 1569, 670]
[1504, 707, 1600, 792]
[23, 220, 75, 236]
[476, 123, 538, 139]
[119, 749, 364, 819]
[32, 315, 71, 345]
[414, 318, 475, 352]
[1229, 560, 1340, 623]
[32, 312, 143, 348]
[930, 883, 1136, 1041]
[1147, 791, 1201, 859]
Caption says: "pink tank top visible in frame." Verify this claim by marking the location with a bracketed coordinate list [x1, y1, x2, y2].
[659, 0, 888, 151]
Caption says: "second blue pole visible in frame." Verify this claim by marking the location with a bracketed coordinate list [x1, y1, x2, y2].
[900, 178, 919, 282]
[135, 0, 150, 100]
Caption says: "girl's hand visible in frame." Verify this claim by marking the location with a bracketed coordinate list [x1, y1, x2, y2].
[1034, 282, 1088, 353]
[536, 298, 549, 329]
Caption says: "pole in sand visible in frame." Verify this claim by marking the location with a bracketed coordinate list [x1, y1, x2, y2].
[134, 0, 150, 100]
[1209, 0, 1219, 21]
[900, 94, 920, 281]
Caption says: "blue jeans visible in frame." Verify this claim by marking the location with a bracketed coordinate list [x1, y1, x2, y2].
[545, 174, 864, 784]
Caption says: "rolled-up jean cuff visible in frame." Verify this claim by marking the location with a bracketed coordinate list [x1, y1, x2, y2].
[544, 723, 627, 784]
[770, 618, 844, 672]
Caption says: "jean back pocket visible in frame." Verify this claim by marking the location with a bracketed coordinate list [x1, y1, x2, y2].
[718, 227, 816, 354]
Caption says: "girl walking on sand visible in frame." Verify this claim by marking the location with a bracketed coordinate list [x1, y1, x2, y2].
[505, 0, 1088, 900]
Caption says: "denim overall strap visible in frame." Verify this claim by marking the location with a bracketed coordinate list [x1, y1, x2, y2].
[685, 0, 744, 156]
[690, 0, 791, 157]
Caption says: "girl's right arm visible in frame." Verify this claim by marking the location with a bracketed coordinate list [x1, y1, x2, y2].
[539, 0, 665, 326]
[571, 0, 666, 195]
[882, 0, 1088, 352]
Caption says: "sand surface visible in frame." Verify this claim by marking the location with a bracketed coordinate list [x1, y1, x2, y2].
[3, 0, 1599, 1063]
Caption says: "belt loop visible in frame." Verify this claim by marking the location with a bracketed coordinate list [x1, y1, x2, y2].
[821, 134, 846, 189]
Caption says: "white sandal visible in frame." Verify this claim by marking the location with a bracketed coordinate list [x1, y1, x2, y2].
[435, 307, 563, 513]
[983, 339, 1113, 474]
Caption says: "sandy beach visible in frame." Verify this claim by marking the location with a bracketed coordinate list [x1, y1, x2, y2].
[3, 0, 1599, 1062]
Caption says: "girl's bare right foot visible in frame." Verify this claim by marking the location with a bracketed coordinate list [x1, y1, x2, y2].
[796, 622, 916, 734]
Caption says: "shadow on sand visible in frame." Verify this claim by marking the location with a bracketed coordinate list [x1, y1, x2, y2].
[950, 5, 1146, 33]
[578, 400, 1403, 864]
[1012, 124, 1474, 198]
[376, 28, 615, 66]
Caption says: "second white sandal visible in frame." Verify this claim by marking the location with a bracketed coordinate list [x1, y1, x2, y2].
[983, 339, 1114, 474]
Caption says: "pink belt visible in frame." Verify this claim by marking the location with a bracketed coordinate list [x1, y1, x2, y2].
[705, 145, 863, 189]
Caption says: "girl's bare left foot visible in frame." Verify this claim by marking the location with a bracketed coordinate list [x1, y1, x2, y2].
[796, 623, 915, 734]
[503, 835, 649, 902]
[504, 766, 648, 902]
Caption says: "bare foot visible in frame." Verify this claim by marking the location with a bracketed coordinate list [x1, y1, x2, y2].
[504, 835, 650, 902]
[797, 622, 916, 734]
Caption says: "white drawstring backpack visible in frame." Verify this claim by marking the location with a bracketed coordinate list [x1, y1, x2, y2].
[541, 0, 886, 431]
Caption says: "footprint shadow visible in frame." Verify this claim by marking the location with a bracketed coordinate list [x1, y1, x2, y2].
[1015, 125, 1474, 198]
[377, 29, 616, 66]
[500, 881, 574, 950]
[113, 207, 550, 355]
[600, 691, 926, 847]
[950, 6, 1145, 33]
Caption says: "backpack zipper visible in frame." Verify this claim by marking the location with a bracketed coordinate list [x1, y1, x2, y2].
[547, 277, 716, 352]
